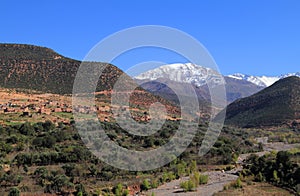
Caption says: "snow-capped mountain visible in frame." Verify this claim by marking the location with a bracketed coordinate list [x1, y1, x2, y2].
[228, 72, 300, 87]
[135, 63, 299, 88]
[134, 63, 271, 103]
[135, 63, 224, 87]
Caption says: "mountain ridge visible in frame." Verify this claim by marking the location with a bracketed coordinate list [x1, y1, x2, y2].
[0, 43, 182, 118]
[228, 72, 300, 87]
[135, 63, 299, 88]
[221, 76, 300, 128]
[0, 43, 128, 94]
[134, 63, 265, 103]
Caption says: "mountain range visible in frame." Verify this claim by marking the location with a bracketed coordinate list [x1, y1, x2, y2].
[135, 63, 300, 87]
[1, 43, 299, 128]
[228, 72, 300, 87]
[134, 63, 299, 103]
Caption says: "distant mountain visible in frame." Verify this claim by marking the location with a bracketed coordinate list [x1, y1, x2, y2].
[135, 63, 264, 103]
[220, 76, 300, 127]
[135, 63, 224, 87]
[228, 72, 300, 87]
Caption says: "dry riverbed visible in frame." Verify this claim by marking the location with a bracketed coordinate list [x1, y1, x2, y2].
[145, 142, 299, 196]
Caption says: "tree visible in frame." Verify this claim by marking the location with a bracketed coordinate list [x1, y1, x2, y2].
[151, 178, 158, 188]
[141, 179, 150, 191]
[23, 165, 28, 173]
[180, 181, 189, 192]
[180, 179, 195, 192]
[122, 189, 129, 196]
[273, 170, 280, 184]
[234, 178, 242, 188]
[191, 172, 199, 185]
[199, 173, 208, 185]
[176, 162, 186, 178]
[255, 172, 265, 182]
[190, 160, 197, 173]
[75, 184, 88, 196]
[113, 183, 128, 196]
[46, 174, 70, 193]
[62, 163, 75, 177]
[43, 120, 55, 132]
[8, 187, 20, 196]
[113, 183, 123, 196]
[19, 122, 34, 136]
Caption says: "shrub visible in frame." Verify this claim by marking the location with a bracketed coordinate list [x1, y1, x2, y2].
[8, 187, 20, 196]
[180, 179, 196, 192]
[141, 179, 150, 191]
[255, 172, 265, 182]
[199, 174, 208, 185]
[234, 178, 242, 188]
[151, 178, 159, 188]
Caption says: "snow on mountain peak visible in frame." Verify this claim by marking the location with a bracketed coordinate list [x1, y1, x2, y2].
[135, 63, 299, 88]
[134, 63, 223, 87]
[228, 72, 300, 87]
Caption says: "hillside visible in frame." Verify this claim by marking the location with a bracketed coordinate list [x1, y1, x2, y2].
[222, 76, 300, 127]
[0, 44, 129, 94]
[0, 44, 182, 116]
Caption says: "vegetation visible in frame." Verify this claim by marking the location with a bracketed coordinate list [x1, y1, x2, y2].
[0, 120, 259, 195]
[180, 172, 209, 192]
[240, 150, 300, 195]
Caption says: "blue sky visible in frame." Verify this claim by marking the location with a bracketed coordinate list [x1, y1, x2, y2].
[1, 0, 300, 76]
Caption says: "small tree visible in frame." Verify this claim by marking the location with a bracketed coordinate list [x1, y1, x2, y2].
[180, 179, 196, 192]
[191, 172, 199, 185]
[8, 187, 20, 196]
[151, 178, 158, 188]
[255, 172, 265, 182]
[234, 178, 242, 188]
[113, 183, 123, 196]
[180, 181, 189, 192]
[141, 179, 151, 191]
[273, 170, 280, 184]
[122, 189, 129, 196]
[199, 174, 208, 185]
[190, 160, 197, 173]
[176, 163, 186, 178]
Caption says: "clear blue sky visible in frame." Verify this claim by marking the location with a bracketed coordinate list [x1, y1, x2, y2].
[1, 0, 300, 75]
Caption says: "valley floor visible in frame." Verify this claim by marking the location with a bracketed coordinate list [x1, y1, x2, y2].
[145, 171, 238, 196]
[145, 141, 299, 196]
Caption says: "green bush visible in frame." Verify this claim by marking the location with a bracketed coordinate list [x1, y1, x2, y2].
[234, 178, 242, 188]
[180, 179, 196, 192]
[199, 174, 208, 185]
[8, 187, 20, 196]
[141, 179, 150, 191]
